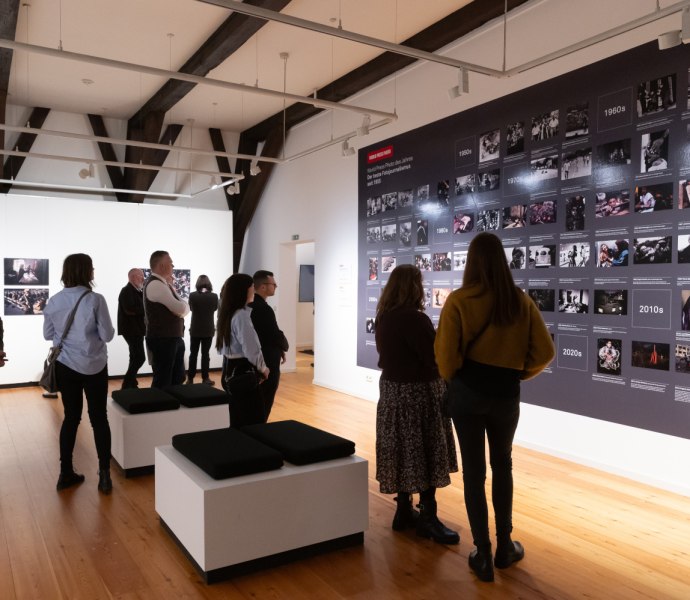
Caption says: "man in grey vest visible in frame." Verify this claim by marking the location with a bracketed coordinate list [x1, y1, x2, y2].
[143, 251, 189, 388]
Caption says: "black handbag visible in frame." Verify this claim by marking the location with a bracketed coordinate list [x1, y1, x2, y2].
[222, 358, 260, 396]
[40, 290, 91, 393]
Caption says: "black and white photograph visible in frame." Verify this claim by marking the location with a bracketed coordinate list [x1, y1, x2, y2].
[640, 129, 670, 173]
[399, 221, 412, 246]
[432, 287, 451, 309]
[477, 168, 500, 192]
[506, 246, 527, 269]
[631, 341, 669, 371]
[142, 268, 191, 299]
[559, 242, 590, 267]
[381, 192, 398, 212]
[368, 257, 378, 281]
[422, 287, 432, 310]
[365, 318, 376, 334]
[596, 138, 631, 166]
[416, 219, 429, 246]
[436, 180, 450, 207]
[414, 253, 431, 272]
[595, 190, 630, 218]
[593, 289, 628, 315]
[381, 255, 397, 274]
[416, 184, 431, 207]
[633, 236, 672, 264]
[381, 223, 397, 241]
[561, 148, 592, 180]
[529, 199, 556, 225]
[677, 234, 690, 263]
[367, 225, 381, 243]
[675, 343, 690, 373]
[597, 338, 622, 375]
[634, 182, 673, 213]
[503, 204, 526, 228]
[565, 102, 589, 138]
[455, 173, 476, 196]
[679, 179, 690, 209]
[528, 289, 555, 311]
[529, 244, 556, 268]
[366, 196, 381, 216]
[398, 189, 413, 208]
[565, 195, 586, 231]
[531, 110, 559, 141]
[558, 289, 589, 313]
[476, 209, 501, 232]
[506, 121, 525, 155]
[433, 252, 452, 272]
[597, 239, 629, 267]
[530, 154, 559, 181]
[453, 211, 474, 233]
[4, 258, 49, 286]
[637, 74, 676, 117]
[3, 288, 49, 315]
[453, 250, 468, 270]
[479, 129, 500, 163]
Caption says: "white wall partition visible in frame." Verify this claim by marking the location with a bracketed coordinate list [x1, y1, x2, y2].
[0, 194, 233, 386]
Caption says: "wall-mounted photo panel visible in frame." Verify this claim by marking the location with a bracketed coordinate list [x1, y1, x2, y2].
[631, 341, 670, 371]
[593, 289, 628, 315]
[596, 239, 629, 267]
[558, 289, 589, 313]
[597, 338, 622, 375]
[4, 258, 49, 286]
[3, 288, 49, 315]
[632, 237, 672, 264]
[142, 268, 191, 300]
[634, 181, 673, 213]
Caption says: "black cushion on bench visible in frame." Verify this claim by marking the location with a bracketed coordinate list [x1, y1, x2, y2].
[172, 428, 283, 479]
[164, 383, 229, 407]
[112, 388, 180, 414]
[242, 420, 355, 465]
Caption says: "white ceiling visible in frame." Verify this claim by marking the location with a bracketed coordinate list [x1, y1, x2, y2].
[6, 0, 472, 132]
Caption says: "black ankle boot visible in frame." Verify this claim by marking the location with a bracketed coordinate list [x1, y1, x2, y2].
[392, 494, 419, 531]
[415, 501, 460, 544]
[495, 540, 524, 569]
[56, 471, 85, 491]
[98, 470, 112, 495]
[469, 546, 494, 582]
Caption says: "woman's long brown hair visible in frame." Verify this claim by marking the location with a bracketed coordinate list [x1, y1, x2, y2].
[375, 264, 424, 321]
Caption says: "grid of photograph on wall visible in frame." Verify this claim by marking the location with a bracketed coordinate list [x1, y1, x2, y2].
[357, 41, 690, 440]
[3, 258, 49, 316]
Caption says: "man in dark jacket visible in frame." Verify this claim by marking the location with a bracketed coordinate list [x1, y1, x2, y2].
[0, 316, 6, 367]
[118, 268, 146, 389]
[250, 270, 288, 421]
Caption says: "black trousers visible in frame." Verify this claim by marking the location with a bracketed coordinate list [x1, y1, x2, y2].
[147, 336, 185, 389]
[122, 334, 146, 388]
[448, 377, 520, 549]
[188, 336, 213, 380]
[259, 359, 281, 422]
[223, 357, 265, 428]
[56, 361, 111, 472]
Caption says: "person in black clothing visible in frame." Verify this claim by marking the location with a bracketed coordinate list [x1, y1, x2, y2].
[250, 270, 288, 422]
[0, 316, 6, 367]
[117, 268, 146, 389]
[187, 275, 219, 385]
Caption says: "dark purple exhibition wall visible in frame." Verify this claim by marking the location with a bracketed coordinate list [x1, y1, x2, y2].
[357, 41, 690, 440]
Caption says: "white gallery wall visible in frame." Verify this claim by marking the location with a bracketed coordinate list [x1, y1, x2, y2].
[240, 0, 690, 496]
[0, 194, 233, 386]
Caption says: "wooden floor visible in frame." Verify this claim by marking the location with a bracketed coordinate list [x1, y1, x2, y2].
[1, 356, 689, 599]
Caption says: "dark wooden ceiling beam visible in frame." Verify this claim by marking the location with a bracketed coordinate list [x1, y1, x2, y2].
[243, 0, 530, 144]
[0, 106, 50, 194]
[87, 113, 127, 201]
[209, 127, 235, 209]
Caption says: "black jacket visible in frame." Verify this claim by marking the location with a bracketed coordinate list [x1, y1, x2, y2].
[189, 291, 219, 338]
[250, 295, 287, 366]
[117, 283, 145, 337]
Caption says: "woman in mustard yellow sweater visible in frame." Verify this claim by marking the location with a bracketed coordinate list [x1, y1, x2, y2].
[435, 233, 555, 582]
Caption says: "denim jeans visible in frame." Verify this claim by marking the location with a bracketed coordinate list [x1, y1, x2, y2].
[448, 376, 520, 549]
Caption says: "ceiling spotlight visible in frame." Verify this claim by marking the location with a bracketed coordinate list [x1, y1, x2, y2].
[210, 175, 221, 189]
[78, 163, 95, 179]
[658, 30, 681, 50]
[233, 181, 241, 194]
[448, 68, 469, 100]
[356, 115, 371, 137]
[342, 139, 356, 157]
[250, 162, 262, 176]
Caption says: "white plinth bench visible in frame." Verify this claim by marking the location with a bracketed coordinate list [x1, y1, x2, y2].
[108, 399, 229, 476]
[155, 444, 368, 582]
